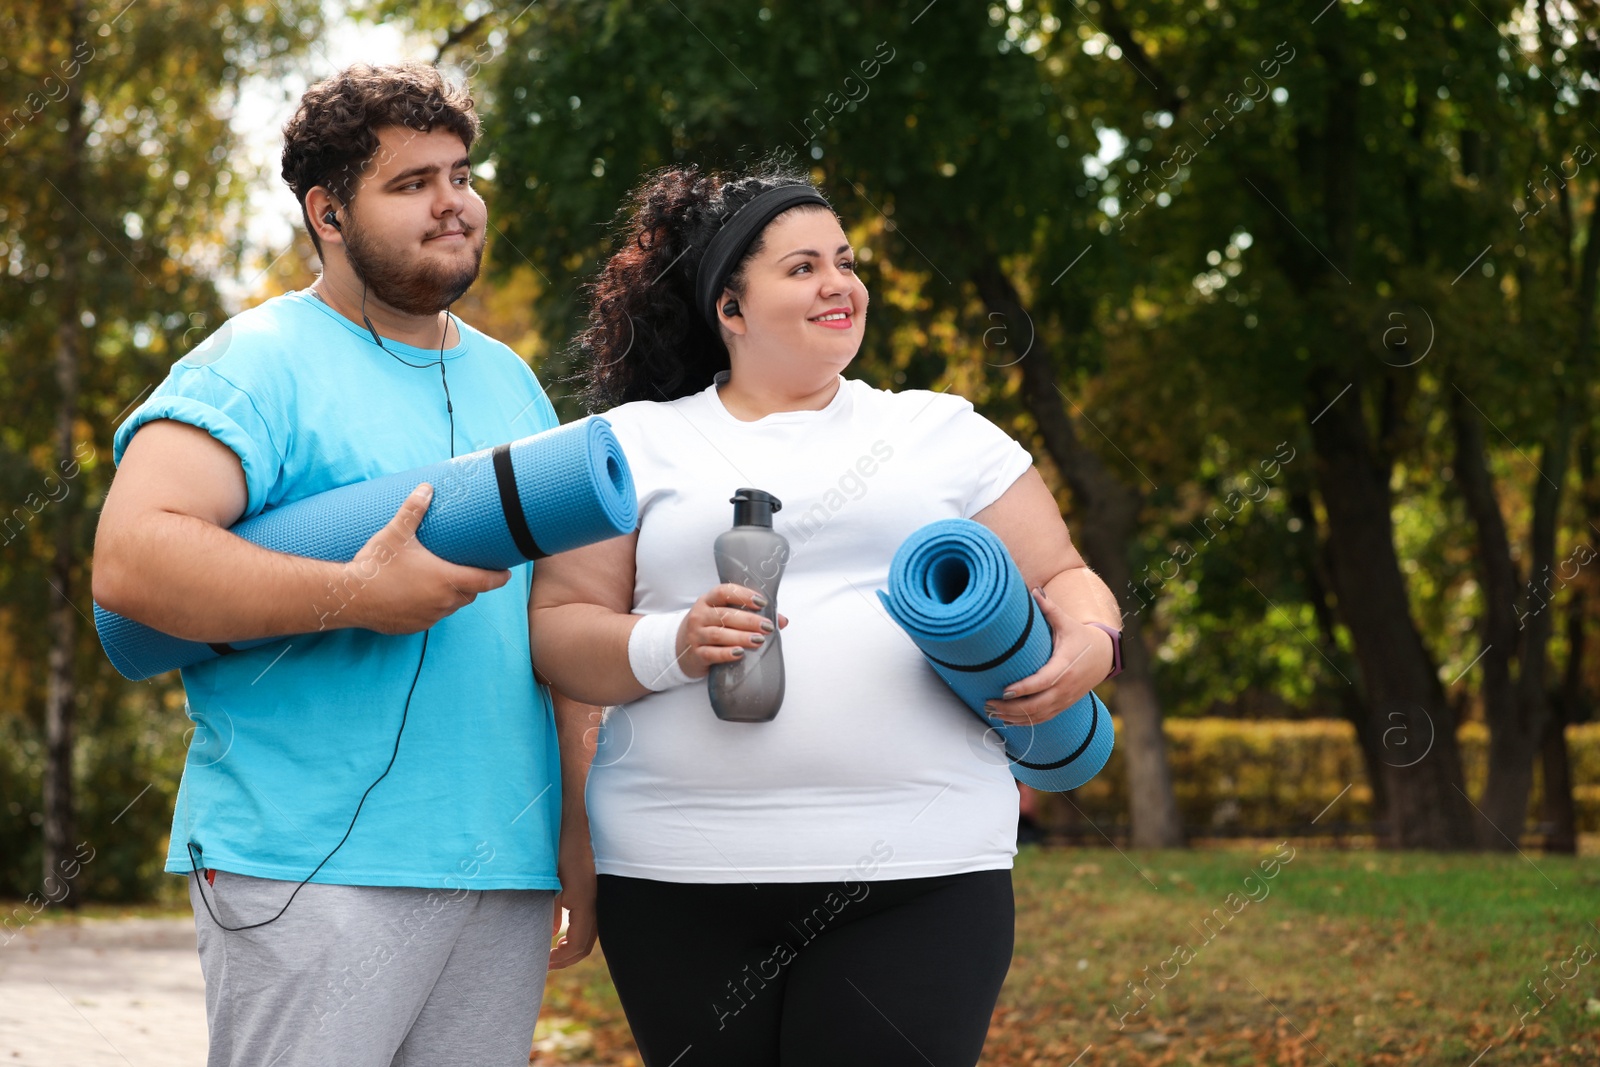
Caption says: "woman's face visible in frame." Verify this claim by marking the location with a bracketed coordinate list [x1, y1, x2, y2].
[722, 206, 868, 388]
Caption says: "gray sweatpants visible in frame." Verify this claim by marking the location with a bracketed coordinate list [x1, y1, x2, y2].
[189, 871, 554, 1067]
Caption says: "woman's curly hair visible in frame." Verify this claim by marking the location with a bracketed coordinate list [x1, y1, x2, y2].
[570, 158, 834, 413]
[281, 62, 480, 256]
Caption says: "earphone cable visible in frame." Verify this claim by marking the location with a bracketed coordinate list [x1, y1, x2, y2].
[187, 629, 431, 930]
[191, 284, 461, 928]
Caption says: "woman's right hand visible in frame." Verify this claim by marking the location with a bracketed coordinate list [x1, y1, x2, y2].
[675, 582, 789, 679]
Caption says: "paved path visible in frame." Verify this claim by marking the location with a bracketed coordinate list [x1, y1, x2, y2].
[0, 916, 207, 1066]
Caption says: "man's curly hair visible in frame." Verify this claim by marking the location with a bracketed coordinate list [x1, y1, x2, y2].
[281, 62, 480, 256]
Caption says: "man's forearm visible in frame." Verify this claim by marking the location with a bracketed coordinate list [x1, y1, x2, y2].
[94, 510, 375, 642]
[551, 691, 603, 833]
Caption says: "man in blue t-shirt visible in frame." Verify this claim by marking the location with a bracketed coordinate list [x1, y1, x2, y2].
[93, 63, 597, 1066]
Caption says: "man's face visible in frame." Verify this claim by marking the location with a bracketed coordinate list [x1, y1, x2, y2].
[338, 126, 488, 316]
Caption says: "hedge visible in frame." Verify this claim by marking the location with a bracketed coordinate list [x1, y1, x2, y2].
[5, 715, 1594, 902]
[1040, 718, 1600, 837]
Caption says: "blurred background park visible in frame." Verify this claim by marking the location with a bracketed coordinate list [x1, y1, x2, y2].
[3, 0, 1599, 1063]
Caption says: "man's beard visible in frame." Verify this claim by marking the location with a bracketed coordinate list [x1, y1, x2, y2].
[342, 213, 484, 316]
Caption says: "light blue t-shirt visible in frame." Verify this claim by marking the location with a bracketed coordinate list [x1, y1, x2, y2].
[112, 289, 562, 890]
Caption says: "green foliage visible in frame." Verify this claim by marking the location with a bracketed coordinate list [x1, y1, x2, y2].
[479, 0, 1085, 402]
[0, 0, 319, 900]
[460, 0, 1596, 829]
[1, 0, 1594, 895]
[0, 685, 189, 901]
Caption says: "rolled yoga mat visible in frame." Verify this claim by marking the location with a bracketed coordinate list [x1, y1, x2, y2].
[95, 417, 637, 681]
[877, 518, 1115, 792]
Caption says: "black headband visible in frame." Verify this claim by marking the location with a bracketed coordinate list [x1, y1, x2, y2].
[695, 184, 832, 330]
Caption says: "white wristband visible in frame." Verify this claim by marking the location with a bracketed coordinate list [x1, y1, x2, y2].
[628, 609, 696, 692]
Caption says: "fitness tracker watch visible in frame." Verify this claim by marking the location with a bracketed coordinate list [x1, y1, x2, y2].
[1085, 622, 1123, 680]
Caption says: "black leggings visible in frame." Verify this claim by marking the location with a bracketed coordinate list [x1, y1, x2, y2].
[595, 869, 1014, 1067]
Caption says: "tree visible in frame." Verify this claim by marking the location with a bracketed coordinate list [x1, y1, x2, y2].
[406, 0, 1595, 850]
[1449, 29, 1599, 847]
[1051, 0, 1585, 847]
[0, 0, 319, 897]
[470, 0, 1199, 844]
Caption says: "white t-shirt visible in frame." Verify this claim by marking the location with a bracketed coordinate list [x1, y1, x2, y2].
[587, 372, 1036, 883]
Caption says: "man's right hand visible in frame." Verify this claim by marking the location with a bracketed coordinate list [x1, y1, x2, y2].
[334, 483, 512, 635]
[96, 419, 514, 644]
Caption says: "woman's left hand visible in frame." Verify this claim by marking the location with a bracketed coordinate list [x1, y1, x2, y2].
[982, 586, 1115, 726]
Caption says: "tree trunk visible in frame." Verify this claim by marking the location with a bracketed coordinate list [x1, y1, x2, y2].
[1104, 612, 1186, 848]
[1477, 185, 1599, 846]
[1235, 16, 1473, 848]
[1541, 592, 1582, 854]
[1288, 488, 1384, 816]
[1305, 369, 1476, 848]
[1541, 428, 1600, 855]
[1448, 382, 1544, 850]
[972, 262, 1186, 848]
[1480, 424, 1571, 847]
[42, 0, 87, 904]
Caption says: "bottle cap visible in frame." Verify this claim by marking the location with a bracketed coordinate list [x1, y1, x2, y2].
[729, 488, 782, 528]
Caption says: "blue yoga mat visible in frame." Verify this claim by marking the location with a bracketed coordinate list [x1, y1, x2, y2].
[877, 518, 1115, 792]
[95, 417, 637, 681]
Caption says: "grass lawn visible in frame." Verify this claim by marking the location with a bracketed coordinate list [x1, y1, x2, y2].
[536, 844, 1600, 1066]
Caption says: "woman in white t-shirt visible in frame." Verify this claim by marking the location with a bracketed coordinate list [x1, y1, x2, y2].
[531, 162, 1122, 1067]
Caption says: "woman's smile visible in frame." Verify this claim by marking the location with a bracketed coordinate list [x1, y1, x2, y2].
[809, 307, 855, 329]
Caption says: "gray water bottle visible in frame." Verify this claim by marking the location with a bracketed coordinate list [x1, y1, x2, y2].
[708, 488, 790, 723]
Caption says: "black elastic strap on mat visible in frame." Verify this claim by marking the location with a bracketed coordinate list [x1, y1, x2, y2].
[921, 594, 1098, 772]
[1009, 704, 1099, 771]
[492, 443, 545, 561]
[207, 643, 237, 656]
[925, 597, 1036, 674]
